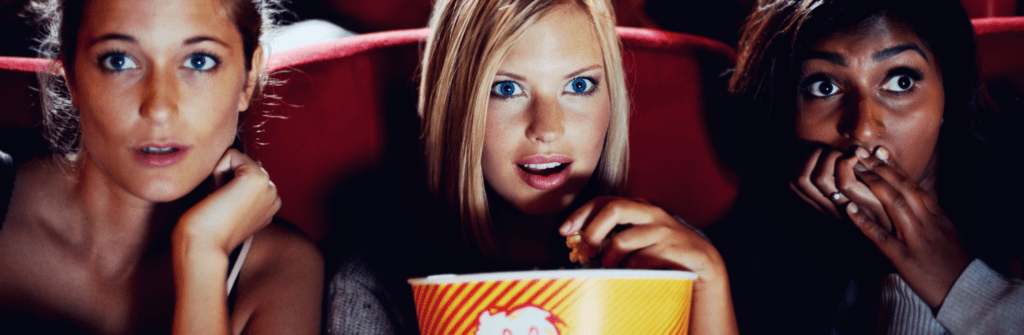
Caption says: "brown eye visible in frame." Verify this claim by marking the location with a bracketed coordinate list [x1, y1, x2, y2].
[882, 75, 915, 92]
[807, 80, 838, 97]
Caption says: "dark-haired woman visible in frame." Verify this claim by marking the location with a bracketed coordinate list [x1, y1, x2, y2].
[0, 0, 322, 333]
[707, 0, 1023, 333]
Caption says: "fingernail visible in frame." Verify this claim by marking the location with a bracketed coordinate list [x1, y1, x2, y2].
[560, 221, 572, 235]
[875, 147, 890, 163]
[856, 147, 870, 159]
[848, 203, 859, 214]
[854, 163, 868, 172]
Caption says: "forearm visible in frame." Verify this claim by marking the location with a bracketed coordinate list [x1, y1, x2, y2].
[936, 259, 1024, 334]
[689, 265, 739, 335]
[172, 227, 232, 335]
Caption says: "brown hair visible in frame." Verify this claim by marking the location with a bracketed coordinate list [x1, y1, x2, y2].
[27, 0, 284, 158]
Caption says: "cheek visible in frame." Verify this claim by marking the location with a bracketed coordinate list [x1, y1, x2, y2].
[794, 100, 837, 143]
[481, 105, 519, 187]
[892, 93, 944, 180]
[569, 93, 611, 171]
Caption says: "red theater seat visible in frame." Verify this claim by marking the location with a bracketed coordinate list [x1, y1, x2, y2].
[252, 28, 739, 239]
[0, 28, 740, 240]
[973, 17, 1024, 90]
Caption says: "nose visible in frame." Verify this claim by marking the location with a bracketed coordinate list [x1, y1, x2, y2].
[139, 67, 179, 122]
[840, 92, 885, 142]
[525, 95, 564, 143]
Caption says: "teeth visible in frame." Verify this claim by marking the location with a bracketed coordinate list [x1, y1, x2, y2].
[521, 162, 563, 170]
[141, 147, 178, 154]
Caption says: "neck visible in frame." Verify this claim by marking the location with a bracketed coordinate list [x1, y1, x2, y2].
[64, 153, 187, 277]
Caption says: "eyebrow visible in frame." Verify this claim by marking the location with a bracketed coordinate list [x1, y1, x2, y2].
[184, 36, 230, 48]
[803, 51, 847, 66]
[85, 34, 229, 48]
[494, 64, 604, 82]
[873, 43, 927, 62]
[563, 64, 603, 79]
[86, 33, 136, 48]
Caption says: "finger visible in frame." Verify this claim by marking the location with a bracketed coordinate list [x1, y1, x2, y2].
[846, 202, 906, 258]
[793, 148, 841, 218]
[859, 147, 933, 221]
[600, 224, 665, 268]
[835, 152, 893, 231]
[561, 196, 613, 235]
[578, 199, 654, 250]
[854, 167, 921, 239]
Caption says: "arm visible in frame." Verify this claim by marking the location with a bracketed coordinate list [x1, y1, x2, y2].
[936, 259, 1024, 334]
[171, 149, 284, 335]
[560, 197, 739, 335]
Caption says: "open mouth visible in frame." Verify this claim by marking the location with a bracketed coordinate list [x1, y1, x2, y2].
[517, 162, 570, 176]
[140, 146, 180, 154]
[135, 145, 189, 168]
[514, 159, 573, 190]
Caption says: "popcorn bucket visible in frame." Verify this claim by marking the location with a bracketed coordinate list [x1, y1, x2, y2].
[408, 269, 696, 335]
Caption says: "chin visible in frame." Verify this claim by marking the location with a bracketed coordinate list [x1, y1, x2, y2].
[134, 179, 202, 203]
[512, 190, 578, 216]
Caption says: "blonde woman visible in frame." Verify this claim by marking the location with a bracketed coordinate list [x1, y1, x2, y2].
[418, 0, 736, 333]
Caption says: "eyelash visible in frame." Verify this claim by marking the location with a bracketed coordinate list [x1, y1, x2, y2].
[96, 50, 134, 74]
[567, 77, 599, 97]
[185, 50, 221, 73]
[798, 73, 836, 99]
[488, 77, 601, 100]
[94, 50, 224, 74]
[882, 66, 924, 95]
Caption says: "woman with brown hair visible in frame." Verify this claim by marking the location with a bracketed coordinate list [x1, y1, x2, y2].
[711, 0, 1023, 332]
[0, 0, 323, 333]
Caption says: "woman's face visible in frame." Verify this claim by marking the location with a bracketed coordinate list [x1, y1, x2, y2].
[795, 15, 944, 182]
[70, 0, 256, 202]
[482, 4, 610, 216]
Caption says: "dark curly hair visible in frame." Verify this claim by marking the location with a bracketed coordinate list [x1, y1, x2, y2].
[27, 0, 285, 158]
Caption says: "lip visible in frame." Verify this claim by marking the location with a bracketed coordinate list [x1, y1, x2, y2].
[515, 155, 573, 190]
[515, 155, 573, 165]
[133, 143, 190, 168]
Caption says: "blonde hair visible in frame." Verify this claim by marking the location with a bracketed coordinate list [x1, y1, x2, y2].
[419, 0, 629, 258]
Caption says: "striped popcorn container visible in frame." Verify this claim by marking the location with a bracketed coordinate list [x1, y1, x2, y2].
[408, 269, 696, 335]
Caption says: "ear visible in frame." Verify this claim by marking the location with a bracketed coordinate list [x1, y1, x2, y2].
[59, 63, 79, 108]
[238, 45, 264, 112]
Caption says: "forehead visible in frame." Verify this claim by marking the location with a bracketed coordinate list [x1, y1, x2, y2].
[500, 4, 603, 71]
[79, 0, 239, 45]
[810, 14, 930, 59]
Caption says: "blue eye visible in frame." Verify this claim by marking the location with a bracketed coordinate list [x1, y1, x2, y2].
[564, 77, 596, 94]
[491, 81, 523, 97]
[100, 52, 138, 71]
[183, 54, 218, 71]
[807, 80, 839, 97]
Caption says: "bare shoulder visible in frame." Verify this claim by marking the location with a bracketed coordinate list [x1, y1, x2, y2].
[246, 222, 323, 279]
[231, 222, 324, 335]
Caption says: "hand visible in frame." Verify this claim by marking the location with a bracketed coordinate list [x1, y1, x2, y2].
[559, 196, 725, 283]
[839, 146, 970, 308]
[175, 149, 281, 254]
[791, 147, 889, 229]
[560, 196, 738, 335]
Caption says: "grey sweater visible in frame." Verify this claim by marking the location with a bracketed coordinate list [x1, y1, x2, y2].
[879, 259, 1024, 334]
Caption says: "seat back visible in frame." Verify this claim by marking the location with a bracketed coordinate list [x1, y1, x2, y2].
[973, 17, 1024, 87]
[249, 28, 739, 238]
[0, 28, 741, 239]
